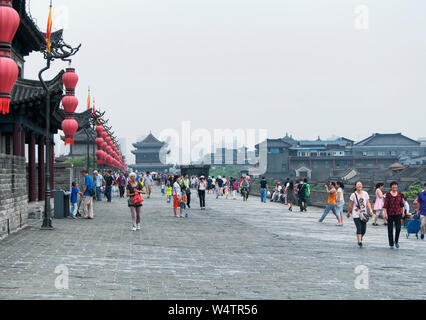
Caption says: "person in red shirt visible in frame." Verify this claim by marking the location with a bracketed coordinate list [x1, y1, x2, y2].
[383, 181, 405, 249]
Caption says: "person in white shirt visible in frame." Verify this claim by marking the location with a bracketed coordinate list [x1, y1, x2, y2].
[172, 176, 182, 217]
[197, 176, 207, 210]
[271, 183, 282, 202]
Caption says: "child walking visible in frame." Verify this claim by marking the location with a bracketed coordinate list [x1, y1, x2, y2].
[224, 184, 229, 200]
[181, 187, 189, 218]
[161, 182, 166, 197]
[166, 182, 172, 203]
[70, 181, 79, 219]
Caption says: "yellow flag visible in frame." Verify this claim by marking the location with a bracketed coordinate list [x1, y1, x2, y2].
[46, 4, 53, 53]
[87, 88, 91, 110]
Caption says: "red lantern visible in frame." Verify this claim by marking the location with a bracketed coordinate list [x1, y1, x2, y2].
[0, 0, 20, 115]
[0, 56, 18, 114]
[62, 119, 78, 145]
[95, 137, 104, 148]
[96, 150, 105, 164]
[0, 1, 20, 43]
[101, 131, 107, 140]
[61, 95, 79, 113]
[62, 68, 79, 92]
[96, 125, 103, 135]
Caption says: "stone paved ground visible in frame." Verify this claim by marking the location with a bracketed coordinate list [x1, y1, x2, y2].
[1, 187, 425, 300]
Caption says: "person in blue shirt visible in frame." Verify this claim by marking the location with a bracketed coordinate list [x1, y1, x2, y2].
[415, 183, 426, 240]
[70, 182, 80, 219]
[81, 170, 95, 219]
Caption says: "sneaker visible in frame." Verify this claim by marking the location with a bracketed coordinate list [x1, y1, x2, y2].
[185, 213, 188, 218]
[132, 227, 137, 231]
[390, 245, 394, 249]
[395, 243, 400, 249]
[421, 234, 425, 240]
[136, 224, 141, 230]
[358, 242, 363, 248]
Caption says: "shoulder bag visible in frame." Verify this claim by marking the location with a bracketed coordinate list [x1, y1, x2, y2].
[354, 192, 370, 222]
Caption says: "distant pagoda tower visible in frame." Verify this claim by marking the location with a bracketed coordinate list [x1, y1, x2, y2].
[131, 133, 172, 173]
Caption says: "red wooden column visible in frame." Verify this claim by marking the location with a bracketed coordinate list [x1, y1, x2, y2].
[28, 131, 37, 202]
[20, 125, 25, 157]
[38, 135, 45, 201]
[13, 123, 21, 156]
[50, 140, 54, 197]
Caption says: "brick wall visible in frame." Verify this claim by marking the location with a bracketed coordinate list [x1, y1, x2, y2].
[0, 154, 28, 240]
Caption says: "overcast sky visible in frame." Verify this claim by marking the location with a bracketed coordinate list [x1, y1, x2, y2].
[24, 0, 426, 164]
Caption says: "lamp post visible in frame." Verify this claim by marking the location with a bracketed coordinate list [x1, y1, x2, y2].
[38, 40, 80, 230]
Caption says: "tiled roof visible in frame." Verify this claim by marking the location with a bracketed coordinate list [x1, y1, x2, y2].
[355, 133, 420, 146]
[11, 71, 64, 106]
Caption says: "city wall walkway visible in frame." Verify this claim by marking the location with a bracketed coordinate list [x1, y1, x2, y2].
[0, 188, 425, 300]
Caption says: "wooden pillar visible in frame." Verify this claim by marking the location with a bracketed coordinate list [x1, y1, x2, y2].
[13, 123, 21, 156]
[20, 125, 25, 157]
[28, 131, 37, 202]
[38, 135, 45, 201]
[50, 140, 54, 197]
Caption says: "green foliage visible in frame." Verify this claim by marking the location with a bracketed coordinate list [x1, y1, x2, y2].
[209, 166, 242, 178]
[403, 184, 423, 199]
[65, 156, 94, 168]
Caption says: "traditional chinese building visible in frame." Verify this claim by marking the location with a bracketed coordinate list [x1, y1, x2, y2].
[131, 133, 172, 173]
[0, 0, 83, 239]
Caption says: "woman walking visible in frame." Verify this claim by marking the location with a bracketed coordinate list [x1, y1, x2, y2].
[286, 181, 296, 212]
[347, 181, 373, 248]
[126, 172, 146, 231]
[373, 183, 385, 226]
[383, 182, 405, 249]
[197, 176, 207, 210]
[336, 182, 345, 226]
[172, 175, 182, 217]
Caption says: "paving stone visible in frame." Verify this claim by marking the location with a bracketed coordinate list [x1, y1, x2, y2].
[1, 188, 426, 299]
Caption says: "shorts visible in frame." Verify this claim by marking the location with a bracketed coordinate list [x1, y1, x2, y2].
[180, 202, 186, 209]
[173, 195, 179, 209]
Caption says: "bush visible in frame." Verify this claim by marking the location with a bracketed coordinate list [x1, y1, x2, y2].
[65, 156, 93, 168]
[403, 184, 423, 200]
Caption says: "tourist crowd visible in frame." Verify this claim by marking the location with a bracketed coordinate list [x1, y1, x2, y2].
[70, 170, 426, 248]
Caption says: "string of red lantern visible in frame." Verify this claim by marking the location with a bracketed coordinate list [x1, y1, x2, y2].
[61, 68, 79, 145]
[0, 0, 20, 115]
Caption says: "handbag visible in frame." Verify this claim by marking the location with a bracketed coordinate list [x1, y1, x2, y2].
[133, 193, 144, 204]
[354, 192, 370, 222]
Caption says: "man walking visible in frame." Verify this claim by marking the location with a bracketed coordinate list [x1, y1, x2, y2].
[296, 179, 307, 212]
[319, 182, 338, 223]
[260, 177, 268, 203]
[415, 183, 426, 240]
[144, 172, 153, 198]
[81, 170, 95, 219]
[94, 171, 104, 201]
[104, 170, 114, 202]
[116, 172, 126, 198]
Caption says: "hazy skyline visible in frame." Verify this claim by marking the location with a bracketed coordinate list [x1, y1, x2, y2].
[23, 0, 426, 163]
